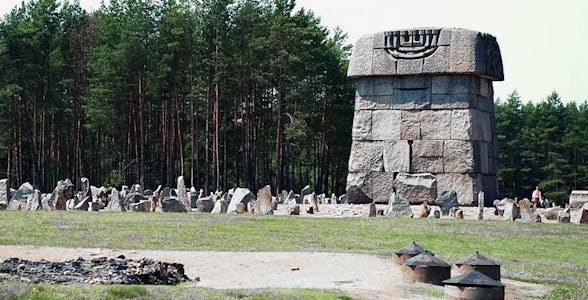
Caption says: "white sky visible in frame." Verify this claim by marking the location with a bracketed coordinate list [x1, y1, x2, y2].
[1, 0, 587, 103]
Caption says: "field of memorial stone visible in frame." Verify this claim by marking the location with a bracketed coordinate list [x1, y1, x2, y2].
[0, 175, 587, 299]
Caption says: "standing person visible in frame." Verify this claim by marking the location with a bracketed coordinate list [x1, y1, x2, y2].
[531, 186, 542, 208]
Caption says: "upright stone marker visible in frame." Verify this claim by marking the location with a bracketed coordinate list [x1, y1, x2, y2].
[347, 28, 503, 205]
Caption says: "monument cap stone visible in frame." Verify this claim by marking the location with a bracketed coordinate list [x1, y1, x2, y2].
[348, 28, 504, 81]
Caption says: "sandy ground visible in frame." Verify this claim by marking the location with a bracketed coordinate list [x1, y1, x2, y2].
[0, 245, 550, 300]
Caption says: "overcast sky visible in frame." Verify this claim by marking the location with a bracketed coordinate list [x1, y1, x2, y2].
[1, 0, 587, 103]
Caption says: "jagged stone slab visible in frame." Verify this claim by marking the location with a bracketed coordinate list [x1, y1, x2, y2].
[255, 185, 274, 215]
[395, 173, 437, 204]
[385, 193, 413, 218]
[570, 190, 588, 209]
[435, 190, 458, 215]
[227, 188, 256, 214]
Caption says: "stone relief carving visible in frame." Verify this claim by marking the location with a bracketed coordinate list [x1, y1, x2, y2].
[384, 29, 441, 60]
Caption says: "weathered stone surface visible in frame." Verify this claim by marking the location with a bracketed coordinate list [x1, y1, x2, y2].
[368, 203, 377, 217]
[177, 176, 189, 210]
[397, 59, 423, 75]
[346, 172, 394, 204]
[348, 141, 384, 173]
[385, 193, 413, 218]
[391, 88, 431, 110]
[288, 203, 300, 215]
[401, 110, 421, 140]
[352, 110, 372, 140]
[211, 199, 229, 214]
[412, 141, 444, 173]
[74, 196, 91, 211]
[29, 189, 41, 211]
[88, 202, 104, 211]
[129, 200, 151, 212]
[450, 109, 474, 140]
[455, 209, 464, 219]
[423, 46, 450, 73]
[437, 173, 481, 206]
[196, 196, 214, 213]
[541, 207, 560, 220]
[348, 34, 374, 77]
[558, 210, 570, 223]
[161, 197, 186, 212]
[255, 185, 274, 215]
[330, 193, 338, 204]
[519, 198, 535, 223]
[81, 177, 90, 198]
[349, 28, 503, 80]
[372, 48, 397, 76]
[121, 185, 129, 198]
[346, 185, 372, 204]
[367, 172, 395, 204]
[227, 188, 256, 214]
[271, 198, 279, 210]
[10, 182, 34, 210]
[107, 188, 123, 212]
[6, 199, 21, 210]
[383, 141, 410, 173]
[435, 190, 458, 215]
[130, 184, 143, 195]
[124, 193, 144, 211]
[189, 191, 198, 208]
[301, 185, 312, 199]
[579, 205, 588, 224]
[569, 190, 588, 209]
[41, 194, 52, 211]
[371, 110, 401, 141]
[395, 173, 437, 204]
[0, 179, 11, 209]
[420, 110, 451, 140]
[432, 75, 480, 95]
[502, 201, 520, 221]
[443, 140, 476, 173]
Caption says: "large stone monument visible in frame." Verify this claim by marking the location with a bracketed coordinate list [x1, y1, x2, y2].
[346, 28, 503, 206]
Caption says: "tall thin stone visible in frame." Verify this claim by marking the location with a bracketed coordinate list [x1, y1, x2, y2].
[81, 177, 90, 198]
[0, 179, 10, 209]
[177, 176, 189, 211]
[255, 185, 274, 215]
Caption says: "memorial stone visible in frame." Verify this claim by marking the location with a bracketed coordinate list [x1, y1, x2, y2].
[347, 28, 503, 205]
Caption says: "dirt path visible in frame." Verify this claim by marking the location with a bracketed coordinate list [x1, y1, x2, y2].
[0, 245, 549, 299]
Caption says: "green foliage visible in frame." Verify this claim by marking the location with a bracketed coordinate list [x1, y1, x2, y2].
[106, 286, 147, 299]
[496, 91, 588, 205]
[0, 0, 353, 194]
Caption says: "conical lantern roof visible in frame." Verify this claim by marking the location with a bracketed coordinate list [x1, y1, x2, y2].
[455, 251, 500, 266]
[443, 270, 504, 287]
[393, 241, 426, 255]
[401, 250, 450, 267]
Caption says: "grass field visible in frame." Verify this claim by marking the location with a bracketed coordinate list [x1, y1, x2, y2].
[0, 211, 587, 299]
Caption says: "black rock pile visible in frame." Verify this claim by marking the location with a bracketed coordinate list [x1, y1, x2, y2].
[0, 256, 189, 285]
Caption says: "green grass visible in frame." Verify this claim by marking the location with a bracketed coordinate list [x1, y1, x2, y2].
[1, 211, 587, 299]
[0, 282, 349, 300]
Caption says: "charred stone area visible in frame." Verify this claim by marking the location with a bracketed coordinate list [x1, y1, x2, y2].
[0, 256, 189, 285]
